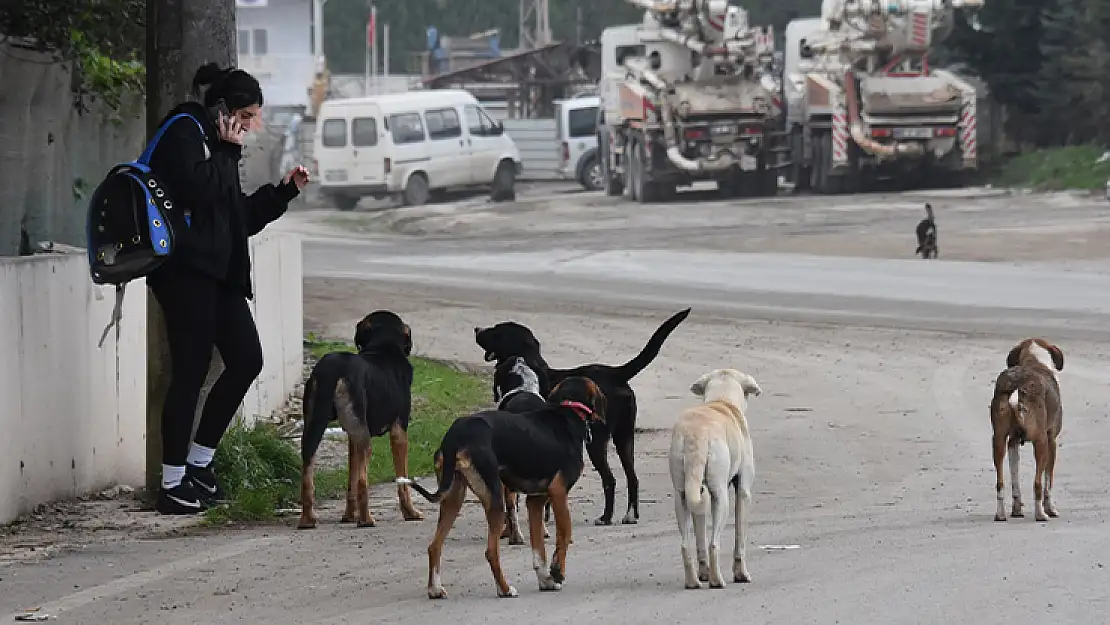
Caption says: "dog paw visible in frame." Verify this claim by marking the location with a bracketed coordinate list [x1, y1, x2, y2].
[498, 585, 519, 598]
[549, 564, 565, 584]
[593, 517, 613, 526]
[538, 576, 562, 592]
[402, 509, 424, 522]
[994, 513, 1007, 522]
[1045, 502, 1059, 518]
[508, 535, 526, 546]
[684, 580, 703, 590]
[709, 578, 726, 589]
[543, 526, 551, 538]
[620, 512, 638, 525]
[295, 519, 317, 530]
[356, 519, 377, 528]
[733, 571, 752, 584]
[340, 513, 356, 523]
[428, 586, 448, 600]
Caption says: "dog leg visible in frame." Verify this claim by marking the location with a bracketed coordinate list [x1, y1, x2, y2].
[459, 459, 517, 598]
[693, 501, 710, 582]
[341, 438, 357, 523]
[543, 501, 552, 538]
[503, 489, 526, 545]
[352, 437, 376, 528]
[548, 476, 574, 587]
[1008, 439, 1024, 518]
[586, 437, 617, 526]
[389, 423, 424, 521]
[1033, 440, 1049, 522]
[615, 433, 640, 525]
[675, 491, 701, 589]
[297, 454, 319, 530]
[527, 494, 560, 592]
[427, 479, 467, 599]
[992, 435, 1007, 522]
[482, 493, 517, 598]
[1044, 435, 1059, 518]
[707, 486, 728, 589]
[732, 473, 753, 583]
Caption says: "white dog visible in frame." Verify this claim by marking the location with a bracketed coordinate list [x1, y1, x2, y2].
[668, 368, 762, 589]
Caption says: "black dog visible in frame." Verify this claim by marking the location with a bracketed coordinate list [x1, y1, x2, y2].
[474, 307, 691, 526]
[491, 356, 551, 544]
[298, 310, 424, 529]
[399, 377, 607, 599]
[915, 203, 938, 259]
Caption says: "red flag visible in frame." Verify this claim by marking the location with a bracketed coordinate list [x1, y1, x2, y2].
[367, 8, 376, 46]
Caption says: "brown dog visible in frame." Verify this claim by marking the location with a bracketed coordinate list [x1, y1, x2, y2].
[989, 338, 1064, 522]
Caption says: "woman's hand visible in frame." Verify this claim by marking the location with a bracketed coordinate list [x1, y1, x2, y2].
[283, 165, 311, 190]
[218, 113, 246, 145]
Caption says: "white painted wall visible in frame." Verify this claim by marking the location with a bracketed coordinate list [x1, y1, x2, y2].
[236, 0, 315, 108]
[0, 233, 303, 524]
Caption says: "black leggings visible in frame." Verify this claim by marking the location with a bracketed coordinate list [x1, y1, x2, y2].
[151, 268, 263, 466]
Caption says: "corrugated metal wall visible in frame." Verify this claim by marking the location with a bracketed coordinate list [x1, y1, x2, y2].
[503, 119, 559, 181]
[298, 118, 560, 182]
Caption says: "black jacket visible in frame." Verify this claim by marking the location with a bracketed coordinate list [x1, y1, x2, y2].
[146, 101, 299, 299]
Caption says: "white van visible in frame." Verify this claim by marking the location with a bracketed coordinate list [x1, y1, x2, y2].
[314, 90, 522, 209]
[554, 96, 602, 191]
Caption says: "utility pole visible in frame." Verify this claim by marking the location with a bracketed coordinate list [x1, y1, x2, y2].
[145, 0, 237, 493]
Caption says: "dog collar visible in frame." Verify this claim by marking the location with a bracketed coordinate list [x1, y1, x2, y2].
[497, 387, 541, 410]
[560, 400, 593, 421]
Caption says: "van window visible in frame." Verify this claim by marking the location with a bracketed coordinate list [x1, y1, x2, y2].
[389, 112, 426, 144]
[568, 106, 598, 138]
[425, 108, 462, 140]
[615, 44, 645, 65]
[352, 117, 378, 146]
[321, 118, 347, 147]
[463, 104, 496, 136]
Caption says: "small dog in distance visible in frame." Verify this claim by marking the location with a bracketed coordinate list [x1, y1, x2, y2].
[915, 203, 938, 259]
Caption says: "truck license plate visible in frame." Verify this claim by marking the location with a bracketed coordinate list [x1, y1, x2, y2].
[324, 169, 348, 182]
[894, 127, 933, 139]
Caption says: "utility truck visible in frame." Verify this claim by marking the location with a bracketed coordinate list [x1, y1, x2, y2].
[597, 0, 786, 202]
[782, 0, 986, 194]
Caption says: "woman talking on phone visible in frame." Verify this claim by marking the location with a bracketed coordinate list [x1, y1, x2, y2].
[145, 62, 310, 515]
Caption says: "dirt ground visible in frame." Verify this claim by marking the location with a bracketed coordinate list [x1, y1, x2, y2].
[4, 184, 1110, 624]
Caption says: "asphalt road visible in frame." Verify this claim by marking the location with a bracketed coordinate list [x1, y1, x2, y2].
[4, 185, 1110, 624]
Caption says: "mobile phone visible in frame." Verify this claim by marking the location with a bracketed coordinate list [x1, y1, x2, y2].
[210, 98, 232, 123]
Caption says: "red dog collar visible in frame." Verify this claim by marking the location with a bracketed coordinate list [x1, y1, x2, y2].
[560, 400, 593, 420]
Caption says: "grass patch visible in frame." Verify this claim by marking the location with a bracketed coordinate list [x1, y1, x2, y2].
[989, 145, 1110, 191]
[203, 338, 490, 524]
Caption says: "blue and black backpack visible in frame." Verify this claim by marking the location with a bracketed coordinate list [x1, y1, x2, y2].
[85, 112, 207, 347]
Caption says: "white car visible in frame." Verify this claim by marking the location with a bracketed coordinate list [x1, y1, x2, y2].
[555, 96, 603, 191]
[314, 90, 522, 209]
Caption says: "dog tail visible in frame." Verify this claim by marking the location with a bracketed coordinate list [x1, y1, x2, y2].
[616, 308, 692, 382]
[682, 436, 710, 512]
[301, 372, 336, 467]
[1008, 388, 1029, 442]
[395, 446, 459, 503]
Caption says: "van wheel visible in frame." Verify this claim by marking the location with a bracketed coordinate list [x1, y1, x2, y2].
[491, 161, 516, 202]
[581, 156, 603, 191]
[334, 195, 360, 211]
[403, 174, 430, 206]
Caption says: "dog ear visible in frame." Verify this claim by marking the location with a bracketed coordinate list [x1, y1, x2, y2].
[1006, 345, 1022, 368]
[1047, 344, 1064, 371]
[690, 372, 712, 397]
[354, 318, 374, 351]
[591, 384, 607, 422]
[742, 374, 763, 397]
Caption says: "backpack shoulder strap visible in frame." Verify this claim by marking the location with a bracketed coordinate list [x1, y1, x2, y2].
[136, 112, 207, 168]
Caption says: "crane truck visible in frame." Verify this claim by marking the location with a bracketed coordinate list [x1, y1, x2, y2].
[597, 0, 786, 202]
[782, 0, 986, 194]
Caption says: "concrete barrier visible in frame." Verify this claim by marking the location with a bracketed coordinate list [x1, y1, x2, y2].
[0, 233, 303, 523]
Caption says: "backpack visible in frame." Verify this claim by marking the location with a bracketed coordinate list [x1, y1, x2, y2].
[86, 112, 207, 347]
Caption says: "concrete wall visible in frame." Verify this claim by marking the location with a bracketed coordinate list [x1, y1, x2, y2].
[0, 40, 145, 257]
[0, 233, 303, 524]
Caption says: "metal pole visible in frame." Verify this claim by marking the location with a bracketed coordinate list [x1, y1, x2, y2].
[313, 0, 325, 58]
[383, 23, 390, 91]
[370, 4, 378, 94]
[363, 5, 371, 95]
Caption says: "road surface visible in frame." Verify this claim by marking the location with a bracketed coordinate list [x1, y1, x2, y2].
[4, 185, 1110, 624]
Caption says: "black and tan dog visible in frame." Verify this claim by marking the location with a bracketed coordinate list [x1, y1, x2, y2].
[297, 311, 423, 529]
[398, 377, 606, 600]
[491, 356, 550, 544]
[915, 203, 938, 259]
[475, 307, 691, 526]
[989, 338, 1065, 523]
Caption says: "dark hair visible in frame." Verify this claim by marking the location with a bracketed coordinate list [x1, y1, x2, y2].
[191, 62, 264, 110]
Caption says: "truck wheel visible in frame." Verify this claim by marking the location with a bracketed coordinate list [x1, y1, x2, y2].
[604, 154, 624, 197]
[812, 132, 844, 195]
[403, 173, 430, 206]
[634, 139, 659, 204]
[490, 161, 516, 202]
[791, 130, 810, 193]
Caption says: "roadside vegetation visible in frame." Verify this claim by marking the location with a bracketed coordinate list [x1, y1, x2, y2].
[203, 337, 490, 525]
[987, 146, 1110, 192]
